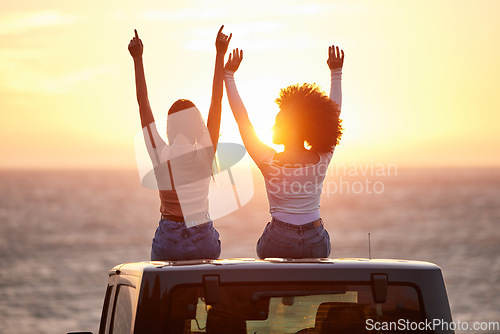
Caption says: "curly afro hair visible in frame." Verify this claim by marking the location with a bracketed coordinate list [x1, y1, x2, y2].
[275, 83, 343, 153]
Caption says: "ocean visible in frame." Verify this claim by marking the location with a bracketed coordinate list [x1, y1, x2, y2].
[0, 167, 499, 333]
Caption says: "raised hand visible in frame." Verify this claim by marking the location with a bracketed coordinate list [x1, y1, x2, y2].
[225, 48, 243, 72]
[327, 45, 344, 70]
[215, 25, 232, 55]
[128, 29, 143, 59]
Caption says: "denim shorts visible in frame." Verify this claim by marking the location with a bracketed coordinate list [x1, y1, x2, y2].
[256, 217, 331, 259]
[151, 218, 221, 261]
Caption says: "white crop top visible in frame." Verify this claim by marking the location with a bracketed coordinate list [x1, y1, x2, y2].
[258, 149, 334, 223]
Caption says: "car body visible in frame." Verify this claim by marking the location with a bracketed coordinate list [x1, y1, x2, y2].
[72, 258, 455, 334]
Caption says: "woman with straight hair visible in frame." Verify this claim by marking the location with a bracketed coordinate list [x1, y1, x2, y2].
[128, 26, 232, 261]
[224, 45, 344, 259]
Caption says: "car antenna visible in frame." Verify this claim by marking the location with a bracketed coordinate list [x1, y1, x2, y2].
[368, 233, 372, 259]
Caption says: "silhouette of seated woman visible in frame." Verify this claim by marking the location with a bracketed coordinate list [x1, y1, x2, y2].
[128, 26, 231, 260]
[224, 45, 344, 259]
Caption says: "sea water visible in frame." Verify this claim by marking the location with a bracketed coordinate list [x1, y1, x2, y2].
[0, 168, 499, 333]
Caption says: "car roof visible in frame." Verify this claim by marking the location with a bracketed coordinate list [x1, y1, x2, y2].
[110, 258, 441, 277]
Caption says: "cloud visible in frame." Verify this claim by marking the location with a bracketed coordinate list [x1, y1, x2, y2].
[184, 21, 288, 51]
[0, 10, 82, 35]
[142, 8, 226, 22]
[40, 65, 118, 93]
[0, 60, 117, 94]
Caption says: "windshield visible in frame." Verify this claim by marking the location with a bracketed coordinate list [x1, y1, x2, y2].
[168, 283, 424, 333]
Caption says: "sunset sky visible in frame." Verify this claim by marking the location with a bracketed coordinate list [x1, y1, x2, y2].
[1, 0, 499, 169]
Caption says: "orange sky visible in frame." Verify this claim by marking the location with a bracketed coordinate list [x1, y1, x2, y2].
[1, 0, 499, 169]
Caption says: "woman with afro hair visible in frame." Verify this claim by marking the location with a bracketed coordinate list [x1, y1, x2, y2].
[224, 45, 344, 259]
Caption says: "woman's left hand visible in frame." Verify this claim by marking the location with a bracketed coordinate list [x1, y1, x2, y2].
[128, 29, 143, 60]
[327, 45, 344, 70]
[216, 25, 232, 54]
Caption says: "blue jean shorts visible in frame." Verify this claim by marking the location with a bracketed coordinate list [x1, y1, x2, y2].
[151, 218, 221, 261]
[256, 217, 331, 259]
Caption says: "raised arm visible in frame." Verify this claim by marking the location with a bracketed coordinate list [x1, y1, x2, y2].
[327, 45, 344, 113]
[224, 49, 272, 166]
[207, 25, 232, 152]
[129, 29, 155, 129]
[129, 29, 165, 168]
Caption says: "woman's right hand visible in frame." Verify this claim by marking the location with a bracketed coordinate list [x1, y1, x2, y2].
[128, 29, 143, 60]
[225, 48, 243, 72]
